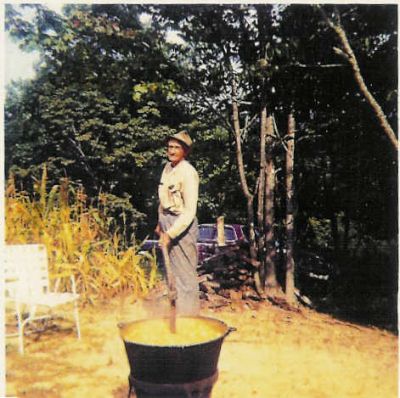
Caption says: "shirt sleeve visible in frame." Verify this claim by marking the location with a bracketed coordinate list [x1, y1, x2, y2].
[166, 166, 199, 239]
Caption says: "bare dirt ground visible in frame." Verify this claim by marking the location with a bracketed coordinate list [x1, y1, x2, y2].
[5, 294, 398, 398]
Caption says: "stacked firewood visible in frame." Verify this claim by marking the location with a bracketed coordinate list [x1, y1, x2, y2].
[198, 244, 260, 304]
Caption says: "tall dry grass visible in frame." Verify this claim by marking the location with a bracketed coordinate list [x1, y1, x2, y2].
[5, 166, 158, 304]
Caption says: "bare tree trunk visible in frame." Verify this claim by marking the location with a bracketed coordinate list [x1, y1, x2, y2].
[264, 116, 280, 294]
[231, 78, 263, 295]
[285, 114, 296, 303]
[257, 106, 267, 286]
[319, 7, 398, 151]
[256, 5, 274, 292]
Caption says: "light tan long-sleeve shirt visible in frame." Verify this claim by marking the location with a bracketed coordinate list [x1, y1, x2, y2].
[158, 159, 199, 239]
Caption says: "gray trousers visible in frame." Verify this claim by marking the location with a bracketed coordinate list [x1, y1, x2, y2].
[159, 213, 200, 316]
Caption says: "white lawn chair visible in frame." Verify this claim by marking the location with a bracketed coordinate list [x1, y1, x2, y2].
[5, 244, 81, 354]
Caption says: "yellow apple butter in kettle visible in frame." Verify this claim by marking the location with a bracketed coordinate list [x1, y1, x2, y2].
[121, 318, 224, 346]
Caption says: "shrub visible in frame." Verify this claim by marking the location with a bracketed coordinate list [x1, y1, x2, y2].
[5, 165, 158, 304]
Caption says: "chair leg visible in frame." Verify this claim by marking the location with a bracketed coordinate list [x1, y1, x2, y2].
[16, 303, 24, 355]
[73, 301, 81, 339]
[18, 305, 37, 355]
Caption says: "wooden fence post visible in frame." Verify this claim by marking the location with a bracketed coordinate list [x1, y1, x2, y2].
[217, 216, 225, 247]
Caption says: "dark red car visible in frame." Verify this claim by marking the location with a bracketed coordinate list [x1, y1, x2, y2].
[197, 223, 248, 263]
[139, 223, 248, 265]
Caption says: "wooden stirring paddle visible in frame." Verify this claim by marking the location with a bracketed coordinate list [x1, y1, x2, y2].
[161, 245, 177, 333]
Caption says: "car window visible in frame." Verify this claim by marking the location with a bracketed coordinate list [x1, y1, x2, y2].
[198, 224, 238, 242]
[209, 226, 236, 241]
[224, 227, 236, 241]
[199, 225, 215, 241]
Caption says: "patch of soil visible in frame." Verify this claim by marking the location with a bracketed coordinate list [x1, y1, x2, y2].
[5, 294, 398, 398]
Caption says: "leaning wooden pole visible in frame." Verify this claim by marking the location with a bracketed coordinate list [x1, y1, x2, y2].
[161, 245, 177, 333]
[318, 6, 398, 151]
[334, 25, 398, 150]
[285, 114, 296, 303]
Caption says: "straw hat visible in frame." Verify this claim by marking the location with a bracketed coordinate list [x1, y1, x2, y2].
[167, 131, 193, 149]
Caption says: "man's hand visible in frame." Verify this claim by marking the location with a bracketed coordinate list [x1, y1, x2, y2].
[159, 231, 171, 248]
[155, 223, 161, 236]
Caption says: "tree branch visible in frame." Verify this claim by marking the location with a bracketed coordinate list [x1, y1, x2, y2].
[242, 113, 258, 135]
[231, 77, 252, 200]
[69, 124, 99, 189]
[272, 114, 288, 152]
[186, 88, 234, 134]
[318, 5, 398, 150]
[68, 137, 100, 190]
[287, 62, 346, 69]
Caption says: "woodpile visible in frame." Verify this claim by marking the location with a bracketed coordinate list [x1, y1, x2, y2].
[198, 244, 260, 306]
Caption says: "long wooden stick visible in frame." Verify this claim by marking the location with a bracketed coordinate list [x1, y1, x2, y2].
[161, 245, 177, 333]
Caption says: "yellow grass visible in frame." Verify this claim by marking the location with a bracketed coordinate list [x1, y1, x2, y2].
[5, 166, 158, 303]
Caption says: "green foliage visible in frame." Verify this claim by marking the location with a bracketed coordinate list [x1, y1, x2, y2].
[132, 80, 178, 102]
[5, 4, 185, 237]
[307, 217, 333, 249]
[5, 3, 397, 277]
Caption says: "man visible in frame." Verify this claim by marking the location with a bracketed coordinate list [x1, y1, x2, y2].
[155, 131, 200, 315]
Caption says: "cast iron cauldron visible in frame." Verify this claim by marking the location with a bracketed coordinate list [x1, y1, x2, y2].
[118, 316, 235, 385]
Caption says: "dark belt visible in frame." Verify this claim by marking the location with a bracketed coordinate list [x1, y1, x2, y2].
[162, 209, 178, 216]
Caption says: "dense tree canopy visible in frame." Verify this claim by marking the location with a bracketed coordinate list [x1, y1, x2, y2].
[5, 4, 397, 323]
